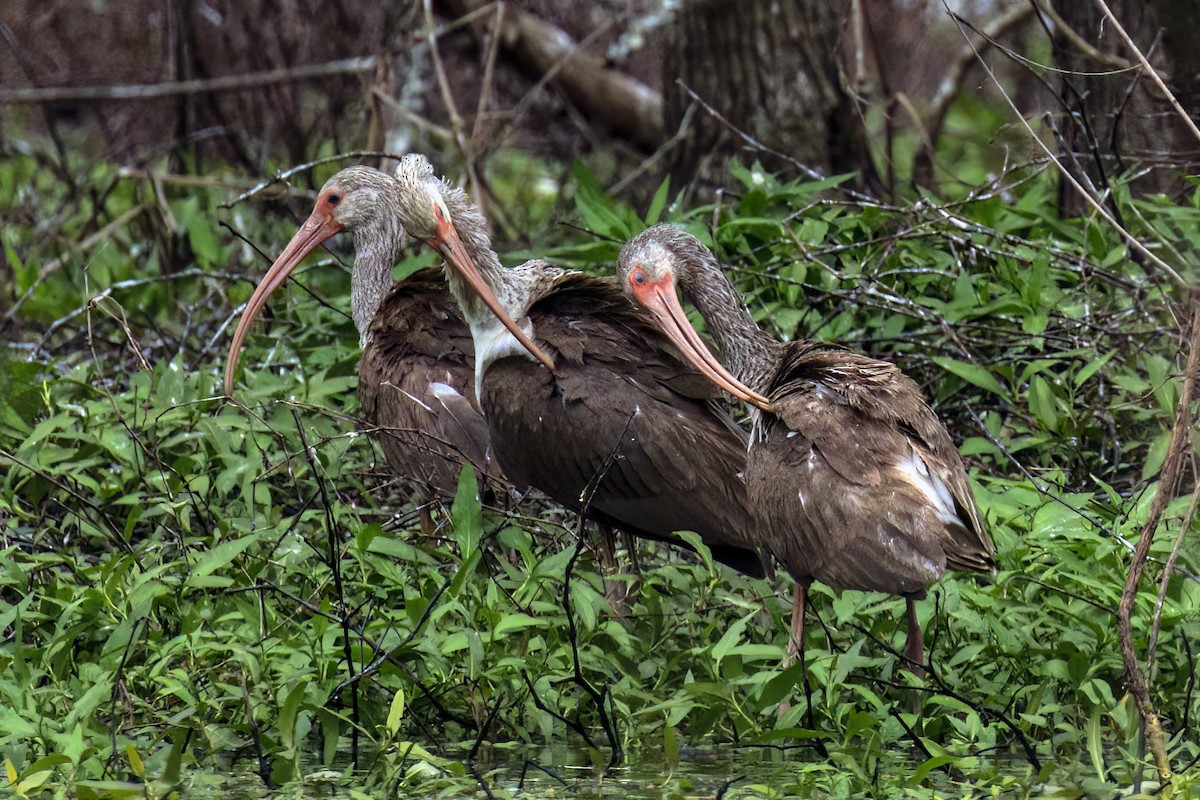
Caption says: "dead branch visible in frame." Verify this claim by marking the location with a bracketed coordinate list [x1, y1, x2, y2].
[0, 56, 376, 105]
[1117, 295, 1200, 785]
[442, 0, 663, 148]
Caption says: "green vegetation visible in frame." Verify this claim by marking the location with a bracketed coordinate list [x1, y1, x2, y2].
[2, 148, 1199, 798]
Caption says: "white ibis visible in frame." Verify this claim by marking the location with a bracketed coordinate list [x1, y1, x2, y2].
[616, 225, 995, 670]
[224, 166, 530, 526]
[388, 155, 768, 577]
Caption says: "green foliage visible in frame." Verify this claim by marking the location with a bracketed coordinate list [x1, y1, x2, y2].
[2, 147, 1200, 798]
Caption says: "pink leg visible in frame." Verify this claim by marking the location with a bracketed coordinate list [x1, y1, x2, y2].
[782, 584, 818, 725]
[785, 584, 806, 664]
[905, 597, 926, 677]
[596, 524, 628, 617]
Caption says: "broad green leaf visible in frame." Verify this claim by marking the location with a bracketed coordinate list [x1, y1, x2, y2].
[279, 678, 309, 750]
[1074, 351, 1116, 388]
[711, 612, 751, 667]
[644, 178, 670, 226]
[663, 723, 679, 770]
[1086, 708, 1105, 779]
[675, 531, 715, 575]
[912, 755, 959, 783]
[450, 467, 482, 558]
[188, 533, 260, 581]
[387, 688, 406, 734]
[125, 745, 144, 779]
[931, 357, 1009, 399]
[493, 613, 545, 638]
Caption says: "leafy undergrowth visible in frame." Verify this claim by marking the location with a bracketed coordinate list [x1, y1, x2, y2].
[2, 147, 1200, 798]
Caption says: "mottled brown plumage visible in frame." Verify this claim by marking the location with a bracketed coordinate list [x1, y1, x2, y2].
[224, 167, 505, 518]
[391, 155, 766, 577]
[617, 225, 994, 669]
[359, 268, 504, 497]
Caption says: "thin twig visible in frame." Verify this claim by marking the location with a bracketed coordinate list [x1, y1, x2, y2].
[1147, 476, 1200, 674]
[221, 151, 405, 208]
[470, 2, 506, 151]
[424, 0, 486, 207]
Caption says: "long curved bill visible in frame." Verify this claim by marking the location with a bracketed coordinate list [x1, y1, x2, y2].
[431, 205, 555, 372]
[223, 209, 343, 395]
[639, 281, 774, 412]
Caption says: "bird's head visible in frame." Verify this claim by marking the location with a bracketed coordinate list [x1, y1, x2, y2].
[392, 154, 554, 371]
[618, 225, 773, 411]
[223, 166, 398, 396]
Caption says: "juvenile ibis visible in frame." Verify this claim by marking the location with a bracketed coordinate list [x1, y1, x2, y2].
[389, 155, 767, 577]
[616, 225, 995, 669]
[224, 166, 516, 524]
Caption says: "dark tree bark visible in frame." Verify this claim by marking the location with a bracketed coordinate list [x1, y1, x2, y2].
[663, 0, 876, 192]
[1053, 0, 1200, 214]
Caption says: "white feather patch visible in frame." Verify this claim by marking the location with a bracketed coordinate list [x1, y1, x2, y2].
[429, 381, 465, 410]
[895, 449, 960, 527]
[469, 315, 540, 402]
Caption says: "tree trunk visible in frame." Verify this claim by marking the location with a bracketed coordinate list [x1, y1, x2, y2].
[663, 0, 875, 193]
[1053, 0, 1200, 214]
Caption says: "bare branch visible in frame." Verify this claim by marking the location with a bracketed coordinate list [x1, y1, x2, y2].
[443, 0, 663, 148]
[0, 56, 376, 105]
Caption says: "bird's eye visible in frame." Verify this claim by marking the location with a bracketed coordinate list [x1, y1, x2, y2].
[327, 193, 341, 206]
[631, 270, 647, 285]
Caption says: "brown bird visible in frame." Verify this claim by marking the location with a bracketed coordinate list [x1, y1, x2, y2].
[387, 155, 768, 577]
[616, 225, 995, 670]
[224, 166, 519, 526]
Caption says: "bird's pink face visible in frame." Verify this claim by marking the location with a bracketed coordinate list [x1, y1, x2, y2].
[223, 187, 345, 396]
[625, 263, 773, 412]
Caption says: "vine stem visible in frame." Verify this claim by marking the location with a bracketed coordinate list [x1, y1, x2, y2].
[1117, 292, 1200, 784]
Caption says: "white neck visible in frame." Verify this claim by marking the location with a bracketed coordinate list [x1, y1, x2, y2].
[468, 313, 540, 401]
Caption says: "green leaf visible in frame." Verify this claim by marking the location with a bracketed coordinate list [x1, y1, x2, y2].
[931, 357, 1009, 399]
[1028, 375, 1058, 430]
[492, 613, 546, 638]
[675, 531, 715, 575]
[1086, 708, 1105, 779]
[1074, 351, 1116, 388]
[451, 467, 482, 558]
[386, 688, 406, 735]
[188, 533, 259, 581]
[912, 755, 959, 782]
[711, 612, 752, 667]
[663, 723, 679, 770]
[125, 745, 144, 779]
[279, 678, 309, 750]
[1143, 430, 1171, 480]
[644, 177, 670, 226]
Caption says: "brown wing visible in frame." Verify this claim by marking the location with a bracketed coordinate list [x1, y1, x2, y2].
[359, 268, 506, 496]
[750, 340, 993, 595]
[480, 273, 767, 577]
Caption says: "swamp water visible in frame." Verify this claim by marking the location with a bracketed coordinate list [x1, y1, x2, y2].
[172, 744, 1050, 798]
